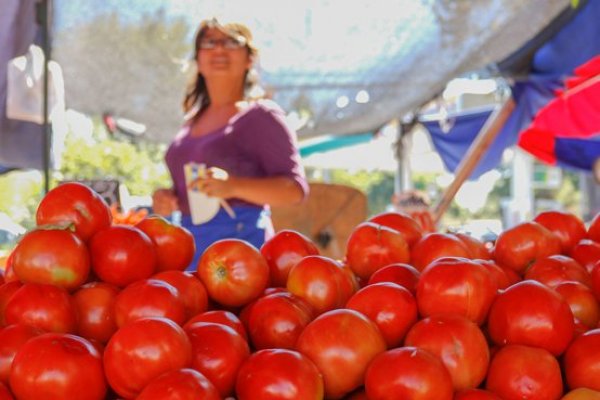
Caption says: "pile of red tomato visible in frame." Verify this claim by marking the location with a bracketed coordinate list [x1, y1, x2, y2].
[1, 182, 600, 399]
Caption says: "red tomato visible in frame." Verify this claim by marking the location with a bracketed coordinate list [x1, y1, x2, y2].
[410, 232, 472, 272]
[296, 308, 386, 399]
[197, 239, 269, 308]
[72, 281, 119, 343]
[404, 314, 490, 391]
[135, 215, 195, 272]
[487, 280, 575, 355]
[564, 328, 600, 391]
[0, 382, 11, 400]
[136, 368, 220, 400]
[345, 222, 410, 280]
[184, 321, 250, 398]
[152, 270, 209, 321]
[493, 221, 561, 273]
[473, 259, 512, 290]
[114, 279, 186, 327]
[592, 261, 600, 301]
[416, 257, 496, 325]
[454, 389, 502, 400]
[36, 182, 112, 242]
[90, 225, 157, 287]
[0, 324, 42, 384]
[246, 291, 314, 350]
[346, 282, 417, 348]
[9, 333, 106, 400]
[571, 239, 600, 273]
[366, 263, 420, 294]
[103, 317, 192, 399]
[452, 232, 492, 260]
[485, 344, 563, 399]
[534, 210, 587, 254]
[587, 212, 600, 242]
[287, 255, 354, 315]
[524, 254, 591, 288]
[12, 228, 90, 291]
[368, 211, 424, 248]
[554, 281, 600, 329]
[260, 229, 320, 287]
[0, 282, 22, 327]
[184, 309, 248, 341]
[364, 346, 453, 400]
[562, 388, 600, 400]
[4, 282, 77, 333]
[235, 349, 324, 400]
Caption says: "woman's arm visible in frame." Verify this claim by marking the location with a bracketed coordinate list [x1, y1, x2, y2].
[195, 173, 304, 207]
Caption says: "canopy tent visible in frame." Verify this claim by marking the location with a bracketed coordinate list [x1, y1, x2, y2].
[1, 0, 590, 199]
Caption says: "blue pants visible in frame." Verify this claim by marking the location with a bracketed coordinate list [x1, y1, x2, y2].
[179, 206, 273, 272]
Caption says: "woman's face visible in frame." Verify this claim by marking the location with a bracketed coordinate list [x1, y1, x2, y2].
[196, 27, 252, 82]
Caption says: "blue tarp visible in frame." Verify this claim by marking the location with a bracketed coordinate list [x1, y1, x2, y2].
[423, 0, 600, 179]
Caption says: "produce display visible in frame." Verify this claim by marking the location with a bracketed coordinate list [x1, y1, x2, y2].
[1, 181, 600, 399]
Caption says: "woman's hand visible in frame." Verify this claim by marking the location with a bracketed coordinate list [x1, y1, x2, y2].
[152, 188, 179, 216]
[188, 167, 235, 199]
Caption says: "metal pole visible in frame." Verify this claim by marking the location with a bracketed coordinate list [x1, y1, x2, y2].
[36, 0, 50, 194]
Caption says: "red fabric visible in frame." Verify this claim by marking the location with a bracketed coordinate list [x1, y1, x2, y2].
[517, 55, 600, 165]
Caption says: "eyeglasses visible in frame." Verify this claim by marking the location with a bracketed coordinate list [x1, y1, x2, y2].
[198, 37, 247, 50]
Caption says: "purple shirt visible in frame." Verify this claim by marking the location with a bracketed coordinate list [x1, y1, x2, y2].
[165, 100, 308, 215]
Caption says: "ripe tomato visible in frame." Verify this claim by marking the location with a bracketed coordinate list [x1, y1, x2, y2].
[36, 182, 112, 242]
[587, 212, 600, 242]
[4, 282, 77, 333]
[9, 333, 106, 400]
[472, 259, 512, 290]
[72, 281, 119, 343]
[184, 310, 248, 341]
[416, 257, 496, 325]
[345, 222, 410, 280]
[197, 239, 269, 308]
[554, 281, 600, 329]
[0, 281, 22, 327]
[368, 211, 423, 248]
[184, 321, 250, 398]
[493, 221, 561, 273]
[246, 291, 314, 350]
[287, 255, 354, 315]
[564, 328, 600, 391]
[366, 263, 420, 294]
[533, 210, 587, 254]
[152, 270, 209, 321]
[487, 280, 575, 355]
[485, 344, 563, 399]
[236, 349, 324, 400]
[410, 232, 472, 272]
[260, 229, 320, 287]
[12, 228, 90, 291]
[114, 279, 186, 327]
[346, 282, 417, 348]
[364, 346, 453, 400]
[296, 308, 386, 399]
[571, 239, 600, 273]
[454, 389, 502, 400]
[524, 254, 591, 288]
[0, 324, 42, 384]
[103, 317, 192, 399]
[135, 215, 195, 272]
[90, 225, 157, 287]
[452, 232, 492, 260]
[562, 388, 600, 400]
[136, 368, 220, 400]
[404, 314, 490, 391]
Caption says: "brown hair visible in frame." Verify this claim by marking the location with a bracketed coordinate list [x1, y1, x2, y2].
[182, 19, 260, 116]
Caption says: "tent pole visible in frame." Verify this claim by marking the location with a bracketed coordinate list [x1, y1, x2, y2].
[432, 96, 515, 225]
[36, 0, 50, 194]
